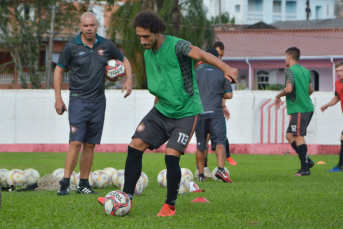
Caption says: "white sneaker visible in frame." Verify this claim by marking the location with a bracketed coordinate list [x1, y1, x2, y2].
[194, 169, 199, 179]
[204, 167, 212, 178]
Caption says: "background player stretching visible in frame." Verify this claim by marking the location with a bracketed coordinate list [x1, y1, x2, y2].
[320, 61, 343, 172]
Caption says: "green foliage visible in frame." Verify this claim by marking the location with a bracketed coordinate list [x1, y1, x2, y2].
[1, 153, 342, 227]
[259, 84, 284, 90]
[210, 12, 235, 25]
[108, 0, 216, 89]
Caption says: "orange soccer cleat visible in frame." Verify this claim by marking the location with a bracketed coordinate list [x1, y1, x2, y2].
[157, 203, 176, 217]
[227, 157, 237, 165]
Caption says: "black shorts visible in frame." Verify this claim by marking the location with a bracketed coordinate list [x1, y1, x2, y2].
[195, 118, 226, 151]
[68, 101, 106, 144]
[286, 112, 313, 136]
[132, 107, 198, 154]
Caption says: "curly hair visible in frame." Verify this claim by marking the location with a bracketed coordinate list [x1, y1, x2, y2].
[132, 11, 166, 34]
[213, 41, 224, 50]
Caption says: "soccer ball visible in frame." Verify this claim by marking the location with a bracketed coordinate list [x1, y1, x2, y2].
[75, 172, 95, 188]
[103, 167, 117, 186]
[0, 169, 9, 187]
[178, 176, 190, 195]
[105, 59, 125, 82]
[140, 172, 149, 189]
[112, 169, 125, 188]
[23, 168, 40, 185]
[181, 168, 193, 182]
[103, 190, 132, 217]
[7, 169, 27, 187]
[120, 178, 144, 196]
[52, 168, 64, 179]
[157, 169, 167, 187]
[70, 171, 77, 184]
[212, 167, 230, 182]
[92, 170, 109, 189]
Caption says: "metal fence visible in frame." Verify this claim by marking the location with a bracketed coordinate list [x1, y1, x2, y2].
[0, 72, 70, 84]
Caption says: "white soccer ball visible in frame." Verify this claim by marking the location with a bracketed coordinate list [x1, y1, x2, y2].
[103, 167, 117, 186]
[103, 190, 131, 217]
[7, 169, 27, 187]
[75, 172, 95, 188]
[212, 167, 230, 182]
[140, 172, 149, 189]
[52, 168, 65, 179]
[93, 170, 109, 189]
[23, 168, 40, 185]
[157, 169, 167, 188]
[0, 169, 9, 187]
[181, 168, 193, 182]
[113, 169, 125, 188]
[120, 178, 144, 196]
[178, 176, 190, 195]
[70, 171, 77, 184]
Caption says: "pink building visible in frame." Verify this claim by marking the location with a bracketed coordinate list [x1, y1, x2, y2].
[217, 28, 343, 91]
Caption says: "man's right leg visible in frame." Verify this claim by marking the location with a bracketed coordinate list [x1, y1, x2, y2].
[196, 149, 206, 181]
[123, 138, 149, 200]
[329, 134, 343, 172]
[57, 141, 82, 195]
[214, 144, 232, 183]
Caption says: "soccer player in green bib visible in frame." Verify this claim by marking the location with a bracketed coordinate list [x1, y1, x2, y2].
[275, 47, 314, 176]
[122, 11, 238, 216]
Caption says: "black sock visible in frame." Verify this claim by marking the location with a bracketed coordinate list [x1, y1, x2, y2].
[337, 140, 343, 169]
[62, 177, 70, 185]
[123, 146, 143, 199]
[291, 141, 298, 154]
[199, 173, 205, 179]
[165, 155, 181, 206]
[79, 179, 88, 187]
[218, 167, 224, 172]
[225, 138, 230, 158]
[204, 157, 208, 168]
[296, 144, 309, 170]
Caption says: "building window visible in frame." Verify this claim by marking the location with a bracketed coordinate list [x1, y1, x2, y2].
[257, 70, 269, 89]
[248, 0, 263, 12]
[286, 1, 296, 14]
[235, 5, 240, 13]
[273, 0, 282, 13]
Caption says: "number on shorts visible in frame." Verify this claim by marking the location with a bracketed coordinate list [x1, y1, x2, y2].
[177, 132, 189, 145]
[291, 125, 297, 132]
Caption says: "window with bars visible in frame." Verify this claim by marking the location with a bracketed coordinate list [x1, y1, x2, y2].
[257, 70, 269, 89]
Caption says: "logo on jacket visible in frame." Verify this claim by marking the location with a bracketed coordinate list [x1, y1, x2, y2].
[79, 52, 85, 56]
[156, 63, 162, 73]
[97, 49, 105, 56]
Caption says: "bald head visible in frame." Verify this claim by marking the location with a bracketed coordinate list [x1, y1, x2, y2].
[80, 12, 98, 24]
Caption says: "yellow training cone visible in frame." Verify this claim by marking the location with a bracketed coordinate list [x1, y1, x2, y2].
[317, 161, 326, 165]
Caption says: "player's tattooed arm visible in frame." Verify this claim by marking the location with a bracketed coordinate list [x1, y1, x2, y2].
[187, 46, 238, 83]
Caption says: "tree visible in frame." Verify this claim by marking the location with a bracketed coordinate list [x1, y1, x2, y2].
[0, 0, 113, 89]
[210, 12, 235, 25]
[108, 0, 216, 89]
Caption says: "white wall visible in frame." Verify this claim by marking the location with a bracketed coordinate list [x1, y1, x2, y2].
[0, 90, 342, 146]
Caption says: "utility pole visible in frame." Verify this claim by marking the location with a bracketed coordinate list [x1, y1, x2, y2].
[306, 0, 311, 20]
[218, 0, 222, 25]
[45, 5, 55, 89]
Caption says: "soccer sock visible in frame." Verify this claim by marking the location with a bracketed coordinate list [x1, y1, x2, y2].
[337, 140, 343, 169]
[291, 141, 298, 154]
[79, 179, 88, 187]
[204, 157, 208, 168]
[199, 173, 205, 179]
[62, 178, 70, 185]
[225, 138, 231, 158]
[165, 155, 181, 206]
[296, 144, 309, 170]
[218, 167, 225, 172]
[123, 146, 143, 198]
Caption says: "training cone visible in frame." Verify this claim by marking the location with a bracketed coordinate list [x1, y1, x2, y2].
[317, 161, 326, 165]
[191, 197, 210, 203]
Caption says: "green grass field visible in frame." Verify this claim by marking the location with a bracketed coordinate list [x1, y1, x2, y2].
[0, 152, 342, 228]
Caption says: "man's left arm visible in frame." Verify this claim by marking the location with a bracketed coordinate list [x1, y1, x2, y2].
[184, 44, 238, 83]
[109, 42, 132, 98]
